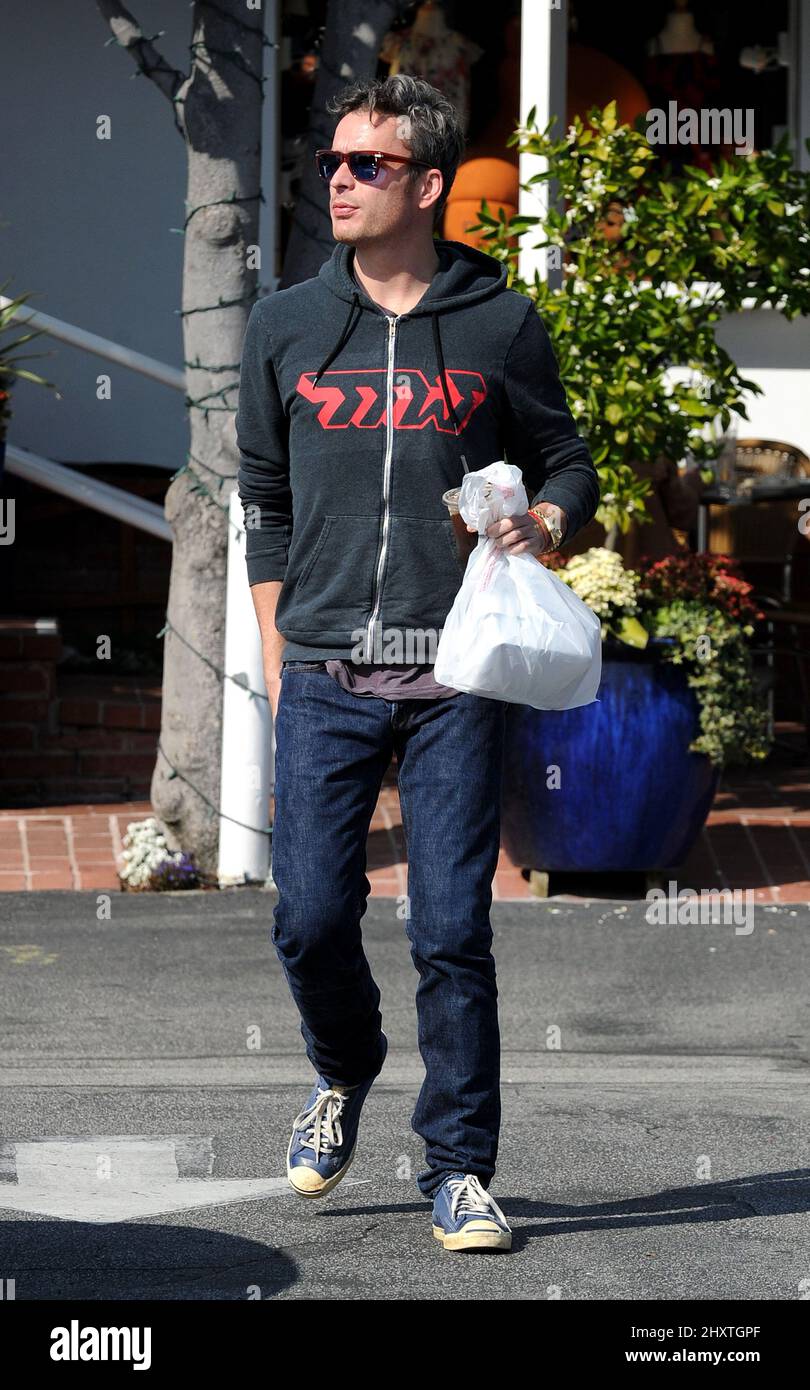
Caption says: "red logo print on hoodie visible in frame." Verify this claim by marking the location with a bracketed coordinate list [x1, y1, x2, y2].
[295, 368, 487, 434]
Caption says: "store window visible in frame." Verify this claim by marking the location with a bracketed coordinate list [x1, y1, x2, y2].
[277, 1, 794, 268]
[569, 1, 791, 171]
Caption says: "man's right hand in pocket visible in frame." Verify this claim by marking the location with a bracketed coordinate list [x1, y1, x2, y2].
[248, 580, 286, 723]
[264, 667, 282, 722]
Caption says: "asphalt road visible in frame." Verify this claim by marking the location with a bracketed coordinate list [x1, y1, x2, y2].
[0, 889, 807, 1301]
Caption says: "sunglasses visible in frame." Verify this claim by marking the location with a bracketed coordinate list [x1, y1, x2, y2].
[315, 148, 431, 184]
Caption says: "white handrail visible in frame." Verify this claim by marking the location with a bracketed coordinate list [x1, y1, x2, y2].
[0, 296, 185, 392]
[4, 443, 172, 541]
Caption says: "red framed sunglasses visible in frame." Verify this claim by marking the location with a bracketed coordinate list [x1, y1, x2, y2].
[315, 148, 431, 184]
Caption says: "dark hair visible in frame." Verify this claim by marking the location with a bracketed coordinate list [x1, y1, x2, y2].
[325, 74, 466, 225]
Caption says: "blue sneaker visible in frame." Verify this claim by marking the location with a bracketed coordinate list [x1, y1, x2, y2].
[286, 1032, 388, 1198]
[432, 1172, 512, 1251]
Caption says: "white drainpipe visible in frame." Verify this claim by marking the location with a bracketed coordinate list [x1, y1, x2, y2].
[218, 488, 274, 888]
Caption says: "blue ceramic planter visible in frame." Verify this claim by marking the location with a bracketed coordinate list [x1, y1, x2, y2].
[500, 640, 720, 873]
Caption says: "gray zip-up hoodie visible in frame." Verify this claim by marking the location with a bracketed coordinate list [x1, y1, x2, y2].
[235, 238, 600, 663]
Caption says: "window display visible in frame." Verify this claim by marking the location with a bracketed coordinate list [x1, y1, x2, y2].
[571, 0, 791, 169]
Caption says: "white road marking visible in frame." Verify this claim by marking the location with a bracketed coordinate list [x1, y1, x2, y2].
[0, 1138, 365, 1224]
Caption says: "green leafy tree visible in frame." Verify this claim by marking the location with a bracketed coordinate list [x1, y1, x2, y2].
[473, 102, 810, 536]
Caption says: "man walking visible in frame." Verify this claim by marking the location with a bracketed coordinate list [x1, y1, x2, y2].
[236, 74, 600, 1252]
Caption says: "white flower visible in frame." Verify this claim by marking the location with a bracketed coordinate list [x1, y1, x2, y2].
[118, 816, 188, 891]
[559, 546, 640, 617]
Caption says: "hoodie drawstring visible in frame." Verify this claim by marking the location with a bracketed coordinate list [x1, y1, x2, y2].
[432, 311, 469, 475]
[313, 291, 362, 384]
[312, 296, 469, 477]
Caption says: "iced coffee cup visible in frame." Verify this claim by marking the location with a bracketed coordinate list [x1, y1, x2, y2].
[442, 486, 480, 565]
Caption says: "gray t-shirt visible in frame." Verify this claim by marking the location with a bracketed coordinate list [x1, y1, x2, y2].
[324, 660, 461, 700]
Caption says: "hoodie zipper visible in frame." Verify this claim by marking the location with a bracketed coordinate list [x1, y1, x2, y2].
[364, 312, 399, 663]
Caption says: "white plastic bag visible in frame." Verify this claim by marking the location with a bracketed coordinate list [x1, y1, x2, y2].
[434, 461, 602, 710]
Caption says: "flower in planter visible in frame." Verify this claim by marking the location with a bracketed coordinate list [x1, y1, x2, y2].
[547, 547, 771, 767]
[118, 816, 200, 891]
[554, 546, 649, 647]
[639, 552, 764, 629]
[556, 547, 638, 615]
[637, 554, 770, 765]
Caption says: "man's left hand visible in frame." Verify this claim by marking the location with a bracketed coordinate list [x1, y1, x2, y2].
[470, 503, 567, 558]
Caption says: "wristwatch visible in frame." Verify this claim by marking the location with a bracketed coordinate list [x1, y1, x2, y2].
[528, 507, 565, 551]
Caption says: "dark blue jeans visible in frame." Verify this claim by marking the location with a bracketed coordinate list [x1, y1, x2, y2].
[271, 660, 507, 1198]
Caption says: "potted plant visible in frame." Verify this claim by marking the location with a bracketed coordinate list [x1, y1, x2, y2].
[472, 104, 809, 884]
[0, 283, 58, 474]
[499, 549, 771, 888]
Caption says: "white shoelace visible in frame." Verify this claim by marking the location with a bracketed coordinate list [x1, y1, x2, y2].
[294, 1087, 347, 1160]
[447, 1174, 509, 1226]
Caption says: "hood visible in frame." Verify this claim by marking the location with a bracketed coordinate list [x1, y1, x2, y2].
[318, 237, 508, 315]
[313, 239, 508, 444]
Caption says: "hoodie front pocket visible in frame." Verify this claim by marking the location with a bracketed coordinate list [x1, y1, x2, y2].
[294, 517, 333, 592]
[278, 513, 382, 632]
[380, 516, 467, 629]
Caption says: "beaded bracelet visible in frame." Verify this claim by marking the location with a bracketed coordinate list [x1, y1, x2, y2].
[527, 507, 553, 550]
